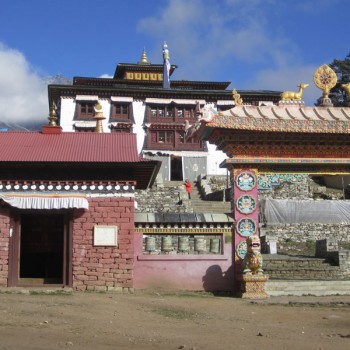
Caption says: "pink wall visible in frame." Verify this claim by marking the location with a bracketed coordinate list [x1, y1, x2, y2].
[133, 234, 234, 292]
[72, 197, 135, 291]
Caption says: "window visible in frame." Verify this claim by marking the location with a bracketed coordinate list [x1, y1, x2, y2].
[176, 106, 195, 119]
[151, 131, 174, 144]
[149, 106, 172, 119]
[110, 103, 130, 121]
[76, 102, 95, 120]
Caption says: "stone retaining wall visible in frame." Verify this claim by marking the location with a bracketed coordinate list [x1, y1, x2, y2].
[264, 223, 350, 244]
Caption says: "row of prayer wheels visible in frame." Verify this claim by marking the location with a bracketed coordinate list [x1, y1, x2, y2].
[145, 236, 220, 254]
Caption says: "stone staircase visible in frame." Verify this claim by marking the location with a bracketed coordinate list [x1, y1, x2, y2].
[189, 182, 232, 214]
[263, 254, 350, 296]
[266, 280, 350, 296]
[263, 254, 345, 280]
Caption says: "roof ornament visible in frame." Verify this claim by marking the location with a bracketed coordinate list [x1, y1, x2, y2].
[232, 89, 243, 106]
[280, 83, 309, 103]
[48, 102, 58, 126]
[94, 102, 105, 133]
[138, 48, 150, 65]
[341, 83, 350, 103]
[314, 64, 337, 107]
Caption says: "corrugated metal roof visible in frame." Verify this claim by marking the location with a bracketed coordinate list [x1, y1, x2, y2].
[0, 131, 143, 163]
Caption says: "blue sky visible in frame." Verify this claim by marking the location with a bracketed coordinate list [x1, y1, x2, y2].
[0, 0, 349, 127]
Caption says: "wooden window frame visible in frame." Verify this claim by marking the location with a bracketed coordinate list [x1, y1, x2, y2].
[110, 102, 131, 121]
[76, 101, 95, 120]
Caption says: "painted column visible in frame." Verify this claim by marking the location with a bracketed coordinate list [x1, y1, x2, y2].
[232, 168, 259, 278]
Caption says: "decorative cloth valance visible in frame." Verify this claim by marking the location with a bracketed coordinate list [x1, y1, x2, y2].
[0, 194, 89, 210]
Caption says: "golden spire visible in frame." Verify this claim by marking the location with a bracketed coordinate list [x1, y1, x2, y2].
[138, 49, 149, 64]
[48, 102, 58, 126]
[94, 103, 105, 133]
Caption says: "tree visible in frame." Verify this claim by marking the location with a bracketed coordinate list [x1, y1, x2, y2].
[324, 53, 350, 106]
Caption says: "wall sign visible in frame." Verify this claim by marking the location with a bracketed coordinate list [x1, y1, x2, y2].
[94, 225, 118, 246]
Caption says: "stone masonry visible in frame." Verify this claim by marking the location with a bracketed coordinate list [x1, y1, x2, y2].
[0, 206, 10, 286]
[72, 197, 134, 292]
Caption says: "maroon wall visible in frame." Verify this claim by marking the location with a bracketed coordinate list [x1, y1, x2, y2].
[0, 206, 10, 286]
[72, 197, 135, 291]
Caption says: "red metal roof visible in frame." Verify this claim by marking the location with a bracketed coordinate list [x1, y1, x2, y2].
[0, 131, 144, 163]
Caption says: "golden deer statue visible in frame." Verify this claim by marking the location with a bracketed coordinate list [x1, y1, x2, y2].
[341, 83, 350, 97]
[281, 83, 309, 101]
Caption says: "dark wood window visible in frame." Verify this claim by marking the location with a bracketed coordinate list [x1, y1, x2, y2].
[149, 106, 172, 119]
[151, 131, 174, 144]
[76, 102, 95, 120]
[175, 106, 196, 121]
[110, 103, 131, 121]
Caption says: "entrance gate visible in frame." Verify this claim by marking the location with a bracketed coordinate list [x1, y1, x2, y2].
[191, 85, 350, 289]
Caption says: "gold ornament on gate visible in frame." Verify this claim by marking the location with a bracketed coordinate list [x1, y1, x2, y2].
[313, 64, 337, 99]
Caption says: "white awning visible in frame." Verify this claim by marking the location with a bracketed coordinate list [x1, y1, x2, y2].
[217, 100, 235, 106]
[110, 96, 133, 102]
[75, 95, 99, 101]
[142, 150, 208, 157]
[74, 121, 96, 128]
[145, 98, 206, 105]
[0, 194, 89, 210]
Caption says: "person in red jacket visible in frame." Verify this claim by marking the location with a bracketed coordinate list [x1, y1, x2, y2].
[184, 179, 192, 199]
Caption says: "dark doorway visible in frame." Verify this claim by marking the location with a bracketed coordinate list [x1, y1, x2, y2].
[171, 156, 183, 180]
[19, 213, 65, 284]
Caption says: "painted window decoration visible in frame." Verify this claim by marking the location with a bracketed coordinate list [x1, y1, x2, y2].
[236, 218, 257, 237]
[236, 240, 247, 260]
[236, 195, 256, 214]
[236, 171, 257, 191]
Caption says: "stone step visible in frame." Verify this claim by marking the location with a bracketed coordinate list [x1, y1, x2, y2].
[266, 280, 350, 296]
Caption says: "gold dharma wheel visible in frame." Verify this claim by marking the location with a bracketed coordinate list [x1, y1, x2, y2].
[313, 64, 337, 98]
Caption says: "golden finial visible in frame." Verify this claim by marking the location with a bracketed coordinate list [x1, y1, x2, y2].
[48, 102, 58, 126]
[341, 83, 350, 97]
[138, 49, 149, 64]
[94, 102, 105, 133]
[314, 64, 337, 99]
[232, 89, 243, 106]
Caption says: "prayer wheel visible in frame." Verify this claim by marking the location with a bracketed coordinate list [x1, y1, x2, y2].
[178, 236, 189, 252]
[145, 236, 156, 252]
[210, 238, 220, 253]
[194, 236, 206, 252]
[161, 236, 173, 252]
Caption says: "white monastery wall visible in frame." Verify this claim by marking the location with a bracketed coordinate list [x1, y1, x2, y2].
[132, 101, 146, 154]
[60, 98, 75, 131]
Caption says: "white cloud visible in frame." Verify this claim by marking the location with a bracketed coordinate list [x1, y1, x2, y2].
[99, 74, 113, 79]
[245, 65, 322, 105]
[137, 0, 298, 80]
[0, 43, 47, 128]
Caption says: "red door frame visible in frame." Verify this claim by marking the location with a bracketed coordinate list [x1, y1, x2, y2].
[8, 210, 72, 287]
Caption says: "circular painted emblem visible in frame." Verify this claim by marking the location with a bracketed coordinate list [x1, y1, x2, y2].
[236, 195, 256, 214]
[236, 240, 247, 260]
[236, 218, 257, 237]
[236, 171, 256, 191]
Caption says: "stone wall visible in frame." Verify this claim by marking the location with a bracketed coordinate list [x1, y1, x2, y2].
[135, 186, 191, 213]
[264, 223, 350, 245]
[0, 206, 10, 286]
[72, 197, 134, 291]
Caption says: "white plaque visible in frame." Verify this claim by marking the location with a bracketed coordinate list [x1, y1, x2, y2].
[94, 225, 118, 246]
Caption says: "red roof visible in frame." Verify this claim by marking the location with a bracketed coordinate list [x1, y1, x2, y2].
[0, 131, 144, 163]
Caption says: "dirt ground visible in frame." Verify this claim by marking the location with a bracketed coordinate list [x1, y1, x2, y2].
[0, 290, 349, 350]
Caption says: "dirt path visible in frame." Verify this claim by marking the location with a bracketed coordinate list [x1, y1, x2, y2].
[0, 290, 349, 350]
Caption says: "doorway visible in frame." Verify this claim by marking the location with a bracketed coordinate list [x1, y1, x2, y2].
[171, 156, 183, 180]
[9, 212, 70, 286]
